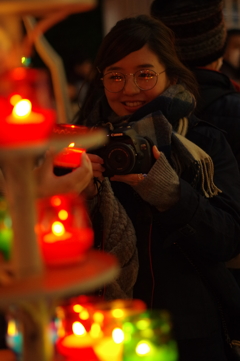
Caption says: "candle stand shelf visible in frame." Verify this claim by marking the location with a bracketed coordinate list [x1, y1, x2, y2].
[0, 127, 119, 361]
[0, 250, 119, 305]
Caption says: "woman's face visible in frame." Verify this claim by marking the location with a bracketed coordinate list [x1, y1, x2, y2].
[103, 44, 172, 116]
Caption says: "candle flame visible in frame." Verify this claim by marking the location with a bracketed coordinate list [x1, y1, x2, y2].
[112, 328, 124, 344]
[7, 320, 17, 336]
[68, 143, 75, 147]
[52, 221, 65, 236]
[136, 341, 151, 356]
[13, 99, 32, 118]
[72, 322, 86, 336]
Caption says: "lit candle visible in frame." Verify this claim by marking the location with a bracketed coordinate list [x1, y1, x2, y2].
[94, 329, 123, 361]
[0, 95, 56, 147]
[92, 299, 146, 361]
[54, 143, 85, 169]
[56, 321, 99, 361]
[0, 66, 56, 147]
[40, 222, 93, 266]
[36, 194, 94, 267]
[53, 124, 87, 175]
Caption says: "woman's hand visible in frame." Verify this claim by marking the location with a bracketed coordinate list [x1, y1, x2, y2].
[81, 153, 105, 199]
[110, 145, 160, 186]
[34, 149, 93, 198]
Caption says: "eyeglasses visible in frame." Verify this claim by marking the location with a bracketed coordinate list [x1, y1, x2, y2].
[101, 69, 166, 93]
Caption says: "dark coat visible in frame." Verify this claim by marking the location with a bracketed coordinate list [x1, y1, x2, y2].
[82, 88, 240, 343]
[193, 67, 240, 169]
[111, 113, 240, 341]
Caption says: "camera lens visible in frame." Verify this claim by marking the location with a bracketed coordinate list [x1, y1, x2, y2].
[105, 142, 136, 174]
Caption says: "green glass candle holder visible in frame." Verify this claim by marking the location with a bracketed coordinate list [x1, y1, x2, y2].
[0, 196, 13, 261]
[122, 310, 178, 361]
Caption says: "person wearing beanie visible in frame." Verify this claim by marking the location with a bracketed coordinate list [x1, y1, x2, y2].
[150, 0, 240, 168]
[221, 28, 240, 84]
[151, 0, 240, 297]
[150, 0, 226, 67]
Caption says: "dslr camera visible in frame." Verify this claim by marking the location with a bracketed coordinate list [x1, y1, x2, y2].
[93, 125, 154, 177]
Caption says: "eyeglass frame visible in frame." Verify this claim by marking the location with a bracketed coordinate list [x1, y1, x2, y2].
[99, 68, 166, 93]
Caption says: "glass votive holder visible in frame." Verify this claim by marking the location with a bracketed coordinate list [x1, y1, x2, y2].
[0, 195, 13, 261]
[35, 193, 94, 267]
[53, 124, 87, 176]
[122, 310, 178, 361]
[55, 297, 147, 361]
[0, 67, 56, 147]
[92, 299, 146, 361]
[55, 296, 101, 361]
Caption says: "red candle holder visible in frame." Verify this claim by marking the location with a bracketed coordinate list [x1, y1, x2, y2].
[53, 124, 88, 175]
[56, 332, 100, 361]
[35, 194, 94, 267]
[56, 296, 101, 361]
[0, 67, 56, 147]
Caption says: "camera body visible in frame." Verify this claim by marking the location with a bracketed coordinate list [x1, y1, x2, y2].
[93, 125, 154, 177]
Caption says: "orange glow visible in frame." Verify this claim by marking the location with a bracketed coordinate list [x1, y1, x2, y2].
[11, 67, 27, 80]
[10, 94, 22, 106]
[79, 310, 89, 320]
[93, 312, 104, 324]
[112, 309, 124, 318]
[58, 210, 68, 221]
[73, 304, 84, 313]
[51, 196, 62, 207]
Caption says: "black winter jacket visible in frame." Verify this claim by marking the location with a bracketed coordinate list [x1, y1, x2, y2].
[82, 89, 240, 342]
[111, 114, 240, 341]
[193, 68, 240, 169]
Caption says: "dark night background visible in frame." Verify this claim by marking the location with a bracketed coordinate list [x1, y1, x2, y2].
[31, 1, 104, 74]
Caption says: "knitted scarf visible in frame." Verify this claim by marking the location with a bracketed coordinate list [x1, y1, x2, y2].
[85, 84, 221, 198]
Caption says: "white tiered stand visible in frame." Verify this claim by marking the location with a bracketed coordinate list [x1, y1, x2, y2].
[0, 1, 119, 360]
[0, 129, 119, 361]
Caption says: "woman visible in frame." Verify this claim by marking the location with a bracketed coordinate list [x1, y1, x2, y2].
[76, 15, 240, 361]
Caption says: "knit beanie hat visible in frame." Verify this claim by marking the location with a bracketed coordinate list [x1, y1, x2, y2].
[150, 0, 227, 67]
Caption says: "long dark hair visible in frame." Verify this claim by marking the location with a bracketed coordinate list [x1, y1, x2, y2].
[77, 15, 198, 123]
